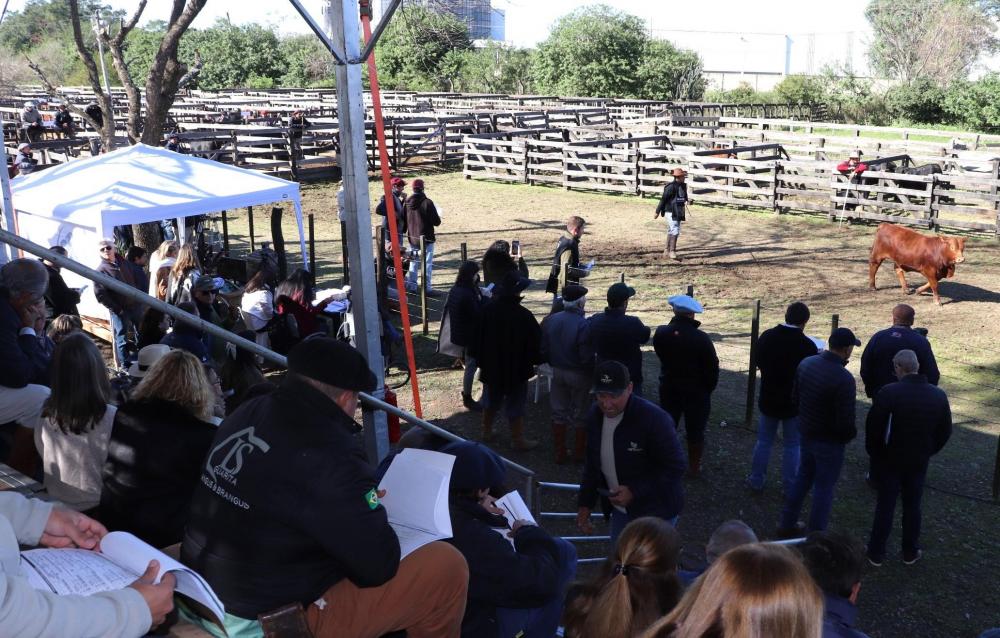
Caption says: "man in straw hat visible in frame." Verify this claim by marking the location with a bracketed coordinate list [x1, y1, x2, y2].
[654, 168, 690, 260]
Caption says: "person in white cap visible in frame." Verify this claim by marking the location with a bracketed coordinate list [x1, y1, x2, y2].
[14, 142, 37, 176]
[20, 101, 44, 143]
[653, 294, 719, 478]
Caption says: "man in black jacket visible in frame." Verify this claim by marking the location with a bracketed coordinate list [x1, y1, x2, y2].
[41, 247, 80, 320]
[442, 440, 576, 638]
[404, 178, 441, 291]
[182, 338, 468, 638]
[747, 302, 818, 493]
[94, 239, 138, 369]
[865, 349, 951, 566]
[376, 176, 407, 247]
[778, 328, 862, 537]
[471, 272, 542, 450]
[577, 361, 687, 543]
[653, 294, 719, 477]
[587, 282, 651, 397]
[544, 215, 589, 295]
[654, 168, 689, 260]
[54, 104, 76, 138]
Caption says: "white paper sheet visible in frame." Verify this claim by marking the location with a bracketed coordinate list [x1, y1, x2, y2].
[378, 449, 456, 559]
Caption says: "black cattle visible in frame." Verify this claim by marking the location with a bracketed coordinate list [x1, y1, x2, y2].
[882, 162, 953, 205]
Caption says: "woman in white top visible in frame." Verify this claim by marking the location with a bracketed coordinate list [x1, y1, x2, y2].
[148, 239, 178, 301]
[240, 263, 276, 349]
[36, 333, 116, 512]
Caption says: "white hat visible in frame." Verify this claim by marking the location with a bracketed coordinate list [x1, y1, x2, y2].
[128, 344, 172, 378]
[668, 294, 704, 314]
[23, 101, 34, 109]
[17, 142, 30, 152]
[849, 149, 862, 159]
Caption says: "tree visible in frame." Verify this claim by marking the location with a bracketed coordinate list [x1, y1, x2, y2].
[183, 21, 286, 90]
[773, 74, 826, 104]
[374, 5, 471, 91]
[636, 40, 704, 100]
[866, 0, 998, 83]
[885, 78, 947, 123]
[943, 74, 1000, 131]
[0, 0, 124, 53]
[279, 34, 336, 87]
[438, 44, 537, 94]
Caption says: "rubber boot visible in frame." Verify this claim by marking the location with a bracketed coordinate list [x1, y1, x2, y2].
[668, 235, 680, 261]
[686, 442, 703, 478]
[510, 417, 539, 451]
[482, 409, 497, 443]
[552, 423, 568, 464]
[573, 428, 588, 463]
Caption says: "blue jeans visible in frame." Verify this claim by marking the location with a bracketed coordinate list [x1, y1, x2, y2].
[109, 309, 135, 369]
[748, 414, 801, 492]
[780, 438, 846, 532]
[867, 461, 928, 560]
[462, 355, 478, 395]
[495, 537, 577, 638]
[405, 240, 435, 290]
[610, 509, 680, 545]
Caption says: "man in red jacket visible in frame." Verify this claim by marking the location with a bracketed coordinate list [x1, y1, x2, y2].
[836, 150, 868, 212]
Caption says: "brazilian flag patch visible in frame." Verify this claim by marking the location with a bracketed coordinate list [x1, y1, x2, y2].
[365, 488, 379, 510]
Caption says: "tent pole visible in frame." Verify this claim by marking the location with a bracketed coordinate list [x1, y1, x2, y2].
[0, 113, 18, 264]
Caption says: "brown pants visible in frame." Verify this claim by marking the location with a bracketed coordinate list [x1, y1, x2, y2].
[305, 541, 468, 638]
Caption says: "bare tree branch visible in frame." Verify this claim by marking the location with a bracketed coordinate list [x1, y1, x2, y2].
[68, 0, 115, 149]
[99, 1, 147, 144]
[177, 50, 203, 91]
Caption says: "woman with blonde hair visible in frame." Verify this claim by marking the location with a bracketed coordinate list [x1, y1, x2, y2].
[36, 333, 116, 512]
[101, 349, 217, 546]
[563, 517, 684, 638]
[166, 243, 201, 304]
[641, 543, 823, 638]
[149, 239, 179, 300]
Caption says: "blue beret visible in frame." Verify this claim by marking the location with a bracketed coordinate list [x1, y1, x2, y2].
[668, 294, 704, 314]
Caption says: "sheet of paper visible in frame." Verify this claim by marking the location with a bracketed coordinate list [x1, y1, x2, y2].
[494, 491, 537, 527]
[389, 522, 446, 559]
[379, 449, 456, 559]
[20, 549, 135, 595]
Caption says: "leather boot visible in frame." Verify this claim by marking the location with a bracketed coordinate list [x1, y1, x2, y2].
[668, 235, 680, 261]
[552, 423, 568, 464]
[482, 409, 497, 443]
[510, 417, 539, 451]
[573, 428, 588, 463]
[686, 442, 703, 478]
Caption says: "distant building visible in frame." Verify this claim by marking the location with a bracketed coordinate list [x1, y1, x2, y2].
[376, 0, 503, 40]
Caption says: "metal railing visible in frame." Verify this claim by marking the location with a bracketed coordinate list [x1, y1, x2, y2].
[535, 480, 610, 564]
[0, 228, 537, 507]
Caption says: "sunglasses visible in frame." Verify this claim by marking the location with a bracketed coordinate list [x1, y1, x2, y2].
[99, 246, 114, 252]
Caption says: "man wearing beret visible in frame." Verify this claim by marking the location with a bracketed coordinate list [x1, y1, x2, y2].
[778, 328, 862, 537]
[443, 441, 576, 638]
[587, 282, 651, 397]
[376, 176, 407, 247]
[577, 361, 687, 543]
[653, 294, 719, 478]
[541, 284, 594, 464]
[182, 337, 469, 638]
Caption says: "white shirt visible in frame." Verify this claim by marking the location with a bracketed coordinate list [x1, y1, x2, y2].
[600, 412, 626, 513]
[240, 288, 274, 331]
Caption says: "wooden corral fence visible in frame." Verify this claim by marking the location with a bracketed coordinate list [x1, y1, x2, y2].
[464, 130, 1000, 236]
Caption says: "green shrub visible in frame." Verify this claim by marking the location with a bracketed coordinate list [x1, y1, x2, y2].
[885, 79, 947, 124]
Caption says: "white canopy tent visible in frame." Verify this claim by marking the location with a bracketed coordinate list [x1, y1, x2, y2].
[10, 143, 307, 319]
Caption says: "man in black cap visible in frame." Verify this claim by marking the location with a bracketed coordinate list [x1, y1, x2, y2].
[182, 337, 469, 638]
[443, 440, 576, 638]
[587, 282, 650, 397]
[576, 361, 687, 544]
[541, 284, 594, 464]
[747, 301, 818, 493]
[778, 327, 862, 537]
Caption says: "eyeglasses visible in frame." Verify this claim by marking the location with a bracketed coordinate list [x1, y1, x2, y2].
[99, 246, 114, 252]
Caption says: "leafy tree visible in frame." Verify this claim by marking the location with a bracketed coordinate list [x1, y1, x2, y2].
[636, 40, 704, 100]
[943, 74, 1000, 131]
[184, 21, 287, 90]
[0, 0, 124, 53]
[279, 34, 336, 87]
[375, 5, 471, 91]
[704, 82, 759, 104]
[439, 43, 537, 94]
[773, 74, 826, 104]
[885, 78, 947, 124]
[866, 0, 998, 83]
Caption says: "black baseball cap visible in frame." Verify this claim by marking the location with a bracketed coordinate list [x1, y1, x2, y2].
[288, 336, 377, 392]
[607, 282, 636, 306]
[592, 360, 630, 394]
[829, 327, 861, 348]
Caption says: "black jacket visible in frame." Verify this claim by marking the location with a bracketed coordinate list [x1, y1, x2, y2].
[471, 294, 542, 393]
[794, 351, 857, 445]
[181, 378, 400, 620]
[587, 307, 651, 386]
[653, 315, 719, 396]
[865, 374, 951, 470]
[100, 398, 216, 548]
[860, 326, 939, 398]
[447, 498, 563, 638]
[481, 248, 528, 288]
[444, 283, 484, 348]
[545, 235, 583, 294]
[0, 287, 51, 388]
[94, 257, 134, 314]
[376, 192, 406, 234]
[42, 263, 80, 319]
[55, 110, 74, 129]
[404, 191, 441, 245]
[655, 181, 688, 220]
[756, 324, 819, 418]
[579, 395, 687, 520]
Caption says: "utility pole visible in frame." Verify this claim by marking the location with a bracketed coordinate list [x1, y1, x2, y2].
[325, 0, 390, 462]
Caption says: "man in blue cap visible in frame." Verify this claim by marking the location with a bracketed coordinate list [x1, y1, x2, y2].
[653, 294, 719, 478]
[443, 440, 576, 638]
[587, 282, 651, 398]
[777, 327, 862, 537]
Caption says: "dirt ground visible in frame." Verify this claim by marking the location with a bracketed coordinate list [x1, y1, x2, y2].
[221, 171, 1000, 638]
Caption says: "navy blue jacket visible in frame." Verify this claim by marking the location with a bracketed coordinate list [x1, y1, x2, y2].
[541, 306, 593, 370]
[447, 498, 563, 638]
[653, 315, 719, 396]
[794, 351, 857, 445]
[865, 374, 951, 470]
[444, 283, 484, 349]
[472, 295, 542, 393]
[860, 326, 939, 398]
[756, 324, 819, 418]
[822, 594, 871, 638]
[160, 325, 210, 362]
[579, 395, 686, 520]
[0, 287, 52, 388]
[587, 307, 650, 385]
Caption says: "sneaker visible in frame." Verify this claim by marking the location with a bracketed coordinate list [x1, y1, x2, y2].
[902, 549, 923, 565]
[866, 552, 884, 567]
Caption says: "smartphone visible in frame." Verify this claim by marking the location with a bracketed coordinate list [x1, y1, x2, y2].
[511, 239, 521, 257]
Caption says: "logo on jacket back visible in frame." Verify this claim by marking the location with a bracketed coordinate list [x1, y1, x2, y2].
[206, 426, 271, 485]
[627, 441, 643, 453]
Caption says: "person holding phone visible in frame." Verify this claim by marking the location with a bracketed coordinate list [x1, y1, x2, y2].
[545, 216, 589, 295]
[654, 168, 690, 261]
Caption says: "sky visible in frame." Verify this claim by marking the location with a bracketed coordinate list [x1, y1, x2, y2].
[5, 0, 995, 77]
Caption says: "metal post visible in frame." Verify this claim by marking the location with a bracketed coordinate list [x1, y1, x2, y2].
[620, 272, 625, 283]
[375, 225, 385, 290]
[0, 113, 17, 263]
[686, 284, 694, 297]
[325, 0, 389, 462]
[460, 241, 467, 264]
[91, 12, 113, 99]
[831, 313, 839, 333]
[745, 299, 761, 426]
[419, 236, 428, 336]
[221, 210, 230, 253]
[340, 220, 350, 285]
[308, 213, 316, 275]
[247, 206, 255, 252]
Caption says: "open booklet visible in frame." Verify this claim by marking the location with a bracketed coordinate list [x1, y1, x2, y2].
[378, 448, 455, 560]
[491, 490, 537, 548]
[19, 531, 225, 625]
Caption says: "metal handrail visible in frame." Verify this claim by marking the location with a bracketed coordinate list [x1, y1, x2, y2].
[0, 229, 536, 504]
